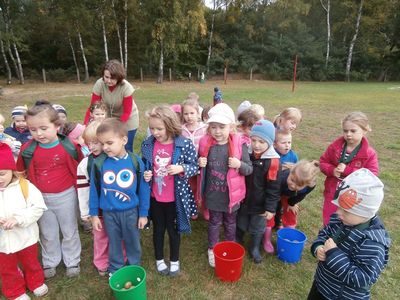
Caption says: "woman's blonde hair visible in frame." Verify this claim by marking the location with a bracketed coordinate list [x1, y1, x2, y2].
[273, 107, 302, 127]
[342, 111, 371, 132]
[146, 105, 182, 138]
[289, 160, 320, 187]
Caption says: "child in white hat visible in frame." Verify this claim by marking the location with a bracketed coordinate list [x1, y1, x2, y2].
[308, 168, 391, 300]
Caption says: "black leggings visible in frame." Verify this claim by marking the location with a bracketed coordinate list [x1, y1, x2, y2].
[150, 198, 180, 261]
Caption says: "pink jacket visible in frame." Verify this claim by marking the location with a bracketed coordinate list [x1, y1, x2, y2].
[181, 122, 208, 154]
[320, 136, 379, 204]
[198, 133, 247, 212]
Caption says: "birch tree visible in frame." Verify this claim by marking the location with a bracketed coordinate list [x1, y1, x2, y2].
[320, 0, 331, 68]
[111, 0, 124, 65]
[68, 32, 80, 82]
[0, 31, 11, 84]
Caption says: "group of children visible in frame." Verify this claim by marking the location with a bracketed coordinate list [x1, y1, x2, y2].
[0, 92, 390, 300]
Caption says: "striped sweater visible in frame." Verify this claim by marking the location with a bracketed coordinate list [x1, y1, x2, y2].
[311, 214, 390, 300]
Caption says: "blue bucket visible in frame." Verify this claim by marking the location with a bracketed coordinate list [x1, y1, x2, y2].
[277, 228, 307, 263]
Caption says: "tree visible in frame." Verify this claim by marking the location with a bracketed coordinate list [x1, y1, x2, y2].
[320, 0, 331, 68]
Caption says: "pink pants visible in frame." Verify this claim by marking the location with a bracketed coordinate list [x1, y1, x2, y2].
[0, 244, 45, 299]
[92, 218, 109, 271]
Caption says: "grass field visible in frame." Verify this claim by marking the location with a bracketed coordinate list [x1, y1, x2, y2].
[0, 80, 399, 299]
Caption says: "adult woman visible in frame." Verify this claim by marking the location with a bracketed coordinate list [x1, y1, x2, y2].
[84, 60, 139, 151]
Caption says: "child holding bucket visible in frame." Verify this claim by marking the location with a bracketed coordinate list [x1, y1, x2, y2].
[320, 112, 378, 225]
[198, 103, 253, 267]
[141, 105, 198, 276]
[264, 160, 319, 253]
[236, 120, 281, 264]
[308, 168, 390, 300]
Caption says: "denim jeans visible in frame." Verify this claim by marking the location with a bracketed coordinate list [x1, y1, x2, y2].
[103, 208, 141, 273]
[125, 129, 137, 152]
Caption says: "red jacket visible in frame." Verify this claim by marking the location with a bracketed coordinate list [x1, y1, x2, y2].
[320, 136, 379, 205]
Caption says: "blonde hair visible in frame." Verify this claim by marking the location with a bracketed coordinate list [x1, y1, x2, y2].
[90, 101, 108, 114]
[289, 160, 319, 187]
[273, 107, 302, 127]
[0, 113, 4, 125]
[186, 92, 200, 101]
[146, 105, 182, 138]
[275, 130, 292, 142]
[342, 111, 371, 132]
[249, 104, 265, 118]
[182, 98, 200, 114]
[97, 118, 128, 138]
[82, 120, 102, 142]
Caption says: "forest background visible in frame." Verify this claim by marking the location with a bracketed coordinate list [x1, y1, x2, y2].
[0, 0, 399, 85]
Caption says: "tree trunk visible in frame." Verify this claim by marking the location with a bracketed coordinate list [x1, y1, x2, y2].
[345, 0, 363, 82]
[320, 0, 331, 68]
[123, 0, 128, 73]
[7, 45, 19, 81]
[77, 30, 89, 82]
[0, 35, 12, 84]
[12, 41, 24, 84]
[206, 0, 216, 75]
[100, 11, 109, 61]
[157, 40, 164, 84]
[68, 32, 80, 83]
[112, 0, 124, 65]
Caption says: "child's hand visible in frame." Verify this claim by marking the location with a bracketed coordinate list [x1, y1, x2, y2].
[81, 216, 90, 222]
[198, 157, 207, 168]
[287, 204, 299, 214]
[91, 216, 102, 231]
[228, 157, 241, 169]
[1, 217, 18, 230]
[260, 211, 275, 220]
[167, 164, 184, 175]
[316, 246, 326, 261]
[138, 217, 148, 229]
[333, 163, 346, 178]
[143, 170, 153, 182]
[324, 238, 337, 252]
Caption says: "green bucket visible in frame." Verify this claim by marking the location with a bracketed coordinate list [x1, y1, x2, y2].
[109, 265, 147, 300]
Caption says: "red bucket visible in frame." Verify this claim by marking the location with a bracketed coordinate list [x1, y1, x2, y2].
[213, 241, 245, 282]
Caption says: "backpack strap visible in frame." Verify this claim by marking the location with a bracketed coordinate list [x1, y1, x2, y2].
[128, 152, 141, 193]
[19, 177, 29, 201]
[21, 140, 38, 168]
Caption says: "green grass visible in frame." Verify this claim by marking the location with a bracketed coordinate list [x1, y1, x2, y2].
[0, 80, 399, 299]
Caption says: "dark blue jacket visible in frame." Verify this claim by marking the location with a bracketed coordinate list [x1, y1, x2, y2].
[4, 124, 31, 144]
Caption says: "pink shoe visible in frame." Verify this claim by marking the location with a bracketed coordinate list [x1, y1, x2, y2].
[263, 227, 274, 254]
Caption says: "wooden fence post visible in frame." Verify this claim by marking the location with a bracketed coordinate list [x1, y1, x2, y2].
[140, 68, 143, 82]
[250, 67, 253, 81]
[42, 68, 46, 84]
[169, 68, 172, 82]
[224, 67, 227, 84]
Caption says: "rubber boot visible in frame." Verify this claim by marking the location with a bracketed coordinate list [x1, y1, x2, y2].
[263, 227, 274, 254]
[235, 227, 245, 245]
[250, 234, 263, 264]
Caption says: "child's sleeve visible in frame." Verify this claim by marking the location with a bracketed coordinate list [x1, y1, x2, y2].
[319, 142, 338, 176]
[238, 144, 253, 176]
[88, 161, 100, 216]
[324, 239, 387, 289]
[13, 182, 47, 227]
[287, 185, 316, 206]
[263, 167, 281, 213]
[137, 158, 150, 217]
[310, 221, 336, 257]
[180, 139, 199, 178]
[76, 158, 90, 219]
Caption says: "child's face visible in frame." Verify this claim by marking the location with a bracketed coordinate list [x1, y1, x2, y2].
[274, 134, 292, 155]
[342, 121, 366, 148]
[149, 117, 171, 144]
[251, 136, 269, 154]
[287, 172, 307, 192]
[209, 122, 231, 145]
[58, 112, 68, 125]
[279, 118, 298, 133]
[13, 115, 27, 130]
[336, 207, 369, 226]
[182, 105, 199, 125]
[86, 138, 103, 156]
[97, 130, 127, 158]
[27, 115, 59, 145]
[0, 169, 13, 189]
[91, 108, 106, 122]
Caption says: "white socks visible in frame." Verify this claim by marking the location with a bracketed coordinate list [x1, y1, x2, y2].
[156, 259, 168, 272]
[170, 261, 180, 273]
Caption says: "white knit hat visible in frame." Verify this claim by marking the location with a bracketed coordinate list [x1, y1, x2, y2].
[207, 103, 235, 125]
[237, 100, 252, 116]
[332, 168, 384, 218]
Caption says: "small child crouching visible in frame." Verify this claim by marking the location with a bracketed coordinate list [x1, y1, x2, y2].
[308, 168, 390, 300]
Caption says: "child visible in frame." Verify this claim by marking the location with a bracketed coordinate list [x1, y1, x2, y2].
[4, 105, 32, 145]
[89, 118, 150, 275]
[16, 100, 84, 279]
[264, 160, 319, 251]
[198, 103, 253, 267]
[201, 105, 211, 123]
[308, 168, 390, 300]
[0, 113, 16, 151]
[236, 120, 281, 263]
[237, 107, 262, 139]
[88, 101, 108, 123]
[273, 107, 302, 133]
[320, 112, 378, 225]
[0, 143, 48, 300]
[52, 104, 68, 126]
[213, 87, 222, 106]
[236, 100, 252, 117]
[76, 121, 110, 275]
[141, 106, 198, 276]
[274, 131, 298, 168]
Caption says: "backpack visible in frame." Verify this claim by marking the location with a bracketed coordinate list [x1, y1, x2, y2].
[21, 134, 78, 168]
[92, 152, 141, 197]
[19, 177, 29, 201]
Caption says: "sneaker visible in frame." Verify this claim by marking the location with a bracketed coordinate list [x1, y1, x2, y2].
[97, 268, 108, 276]
[43, 267, 56, 279]
[208, 248, 215, 268]
[169, 261, 180, 277]
[15, 294, 31, 300]
[33, 283, 49, 297]
[66, 265, 80, 277]
[156, 259, 169, 275]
